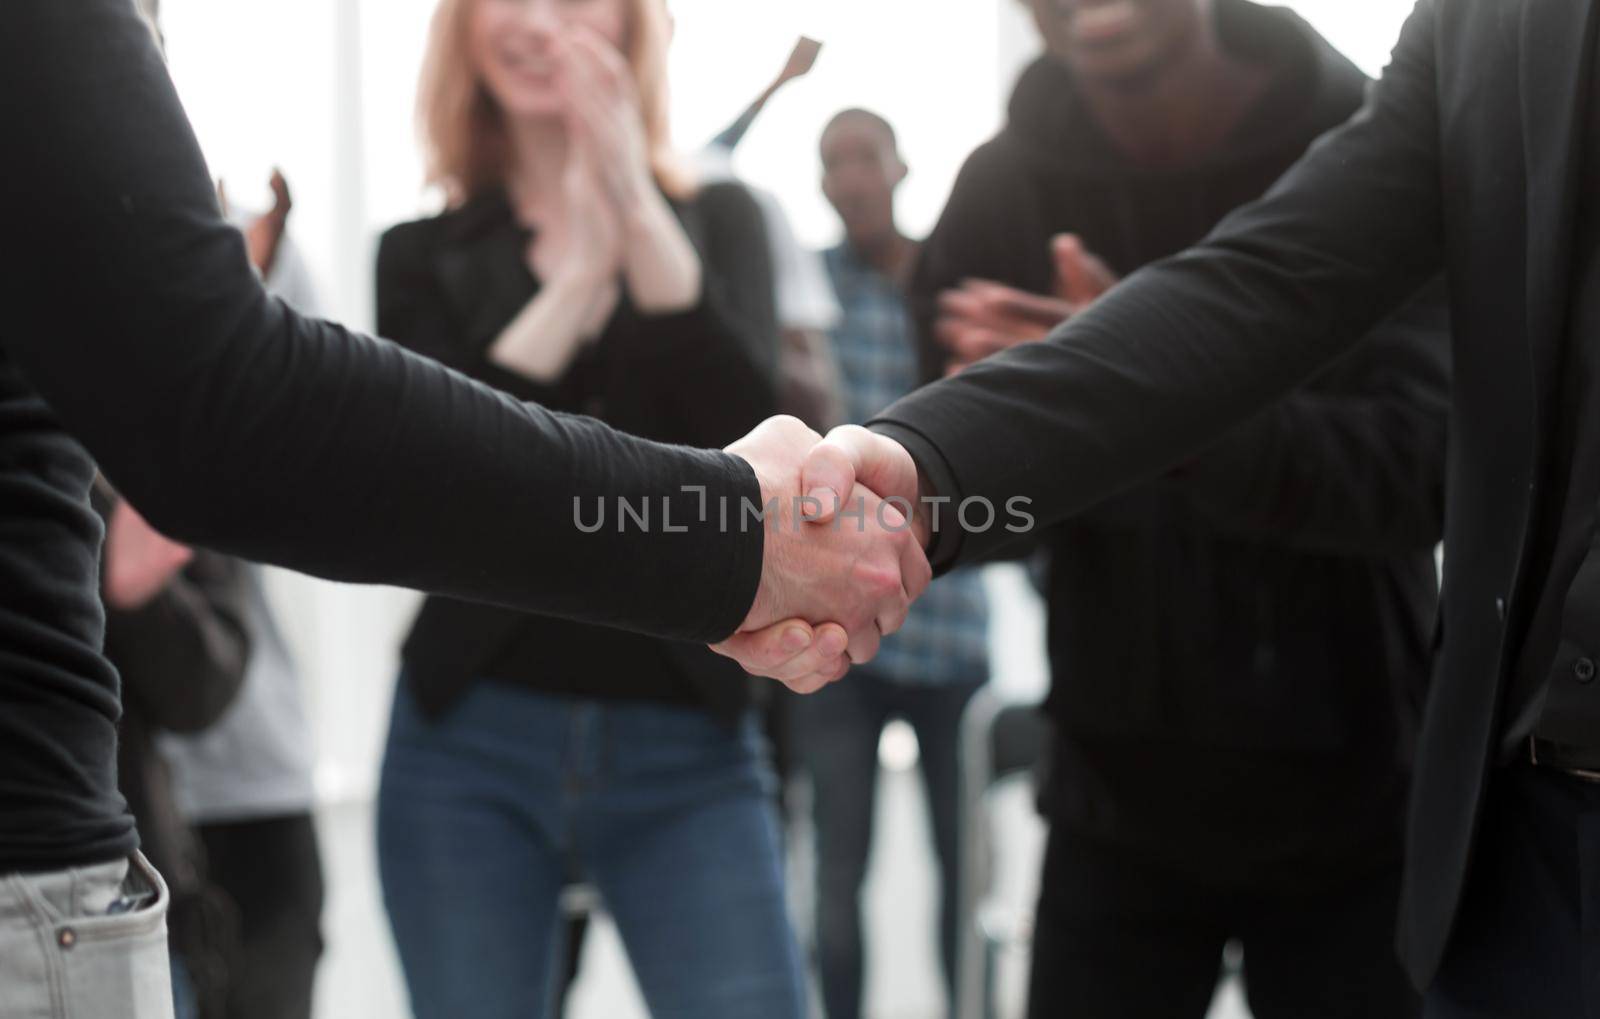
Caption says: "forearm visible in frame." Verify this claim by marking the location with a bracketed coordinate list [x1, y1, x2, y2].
[488, 271, 609, 382]
[622, 191, 703, 313]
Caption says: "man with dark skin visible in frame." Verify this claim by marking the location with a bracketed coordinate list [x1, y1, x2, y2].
[902, 0, 1451, 1015]
[795, 0, 1600, 1010]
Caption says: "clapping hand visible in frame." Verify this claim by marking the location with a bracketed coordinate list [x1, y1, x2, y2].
[937, 234, 1117, 375]
[712, 419, 931, 693]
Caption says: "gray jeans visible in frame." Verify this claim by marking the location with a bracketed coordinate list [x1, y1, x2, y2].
[0, 853, 174, 1019]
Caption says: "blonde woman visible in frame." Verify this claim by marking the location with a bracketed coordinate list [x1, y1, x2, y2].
[373, 1, 802, 1017]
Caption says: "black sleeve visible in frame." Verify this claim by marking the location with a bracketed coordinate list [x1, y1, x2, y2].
[104, 550, 252, 734]
[872, 0, 1445, 569]
[2, 0, 762, 644]
[1172, 282, 1451, 554]
[627, 182, 780, 447]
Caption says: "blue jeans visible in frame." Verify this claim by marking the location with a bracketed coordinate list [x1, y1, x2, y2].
[376, 682, 806, 1019]
[794, 670, 983, 1019]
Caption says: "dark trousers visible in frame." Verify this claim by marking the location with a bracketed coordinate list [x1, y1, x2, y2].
[1027, 826, 1419, 1019]
[794, 671, 982, 1019]
[1422, 763, 1600, 1019]
[198, 813, 325, 1019]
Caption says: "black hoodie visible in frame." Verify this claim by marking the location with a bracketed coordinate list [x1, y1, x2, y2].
[913, 0, 1451, 888]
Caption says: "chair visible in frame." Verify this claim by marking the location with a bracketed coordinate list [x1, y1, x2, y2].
[955, 686, 1051, 1019]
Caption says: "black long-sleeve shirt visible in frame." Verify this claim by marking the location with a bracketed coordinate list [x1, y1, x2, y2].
[0, 0, 762, 873]
[903, 0, 1448, 885]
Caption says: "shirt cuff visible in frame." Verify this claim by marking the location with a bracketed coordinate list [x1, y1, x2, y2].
[699, 450, 766, 641]
[866, 419, 965, 573]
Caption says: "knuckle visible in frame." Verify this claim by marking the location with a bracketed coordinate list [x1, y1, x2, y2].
[853, 562, 900, 600]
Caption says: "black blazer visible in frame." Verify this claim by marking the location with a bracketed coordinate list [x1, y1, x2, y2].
[872, 0, 1593, 986]
[376, 187, 778, 724]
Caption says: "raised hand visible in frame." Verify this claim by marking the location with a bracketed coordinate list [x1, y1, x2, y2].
[245, 168, 293, 279]
[1052, 233, 1118, 306]
[711, 417, 932, 692]
[560, 26, 654, 214]
[936, 233, 1119, 374]
[560, 24, 702, 314]
[775, 37, 823, 89]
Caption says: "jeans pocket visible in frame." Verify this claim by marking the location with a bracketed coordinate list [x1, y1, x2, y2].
[27, 854, 176, 1019]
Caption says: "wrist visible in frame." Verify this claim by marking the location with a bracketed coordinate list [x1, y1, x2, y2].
[620, 183, 672, 234]
[742, 461, 791, 629]
[549, 260, 613, 293]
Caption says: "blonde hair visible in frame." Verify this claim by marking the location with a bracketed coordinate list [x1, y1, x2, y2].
[417, 0, 694, 205]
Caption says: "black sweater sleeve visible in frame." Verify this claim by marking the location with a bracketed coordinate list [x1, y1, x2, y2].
[2, 0, 762, 643]
[1172, 282, 1450, 555]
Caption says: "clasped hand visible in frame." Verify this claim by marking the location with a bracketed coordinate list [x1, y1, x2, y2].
[711, 416, 931, 694]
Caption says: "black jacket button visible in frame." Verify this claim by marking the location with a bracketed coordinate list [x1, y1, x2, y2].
[1575, 657, 1596, 683]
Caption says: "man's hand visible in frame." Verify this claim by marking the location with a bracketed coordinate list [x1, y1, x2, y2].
[712, 417, 932, 692]
[244, 169, 292, 279]
[936, 233, 1118, 374]
[104, 499, 193, 610]
[776, 37, 823, 89]
[799, 425, 929, 549]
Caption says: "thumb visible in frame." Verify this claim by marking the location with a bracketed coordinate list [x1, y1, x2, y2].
[1053, 233, 1116, 305]
[799, 428, 866, 523]
[801, 425, 917, 525]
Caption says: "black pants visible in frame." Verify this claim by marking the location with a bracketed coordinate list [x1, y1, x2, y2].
[199, 812, 325, 1019]
[1027, 826, 1419, 1019]
[794, 672, 982, 1019]
[1422, 763, 1600, 1019]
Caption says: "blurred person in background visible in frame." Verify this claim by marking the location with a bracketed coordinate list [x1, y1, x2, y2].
[372, 1, 800, 1018]
[914, 0, 1449, 1016]
[96, 485, 251, 1019]
[701, 35, 844, 433]
[160, 169, 328, 1019]
[697, 35, 845, 846]
[800, 107, 991, 1019]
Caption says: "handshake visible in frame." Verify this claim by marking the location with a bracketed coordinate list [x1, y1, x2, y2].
[710, 416, 931, 694]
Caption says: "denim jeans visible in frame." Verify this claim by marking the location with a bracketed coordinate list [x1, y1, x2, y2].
[0, 852, 174, 1019]
[377, 681, 806, 1019]
[793, 670, 983, 1019]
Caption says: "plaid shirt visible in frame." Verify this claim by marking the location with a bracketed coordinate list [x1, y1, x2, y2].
[822, 243, 989, 687]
